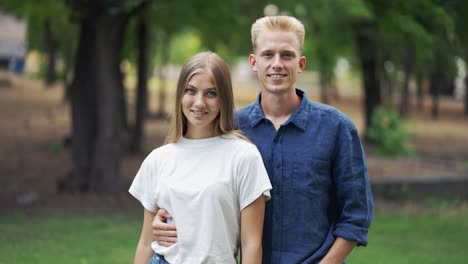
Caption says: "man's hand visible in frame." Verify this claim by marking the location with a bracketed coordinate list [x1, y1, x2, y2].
[152, 209, 177, 247]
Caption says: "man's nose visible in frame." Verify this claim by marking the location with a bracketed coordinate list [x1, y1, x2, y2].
[272, 54, 282, 69]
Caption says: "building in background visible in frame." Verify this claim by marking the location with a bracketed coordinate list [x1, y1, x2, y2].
[0, 11, 27, 74]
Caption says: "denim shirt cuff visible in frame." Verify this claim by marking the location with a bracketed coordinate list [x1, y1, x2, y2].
[333, 223, 369, 246]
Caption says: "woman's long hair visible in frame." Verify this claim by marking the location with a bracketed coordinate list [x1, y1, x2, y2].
[165, 51, 246, 143]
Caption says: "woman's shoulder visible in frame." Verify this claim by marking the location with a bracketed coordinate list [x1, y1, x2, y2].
[145, 143, 178, 160]
[221, 134, 258, 155]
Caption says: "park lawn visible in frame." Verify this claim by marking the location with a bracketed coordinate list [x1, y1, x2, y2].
[0, 212, 141, 264]
[1, 209, 468, 264]
[348, 210, 468, 263]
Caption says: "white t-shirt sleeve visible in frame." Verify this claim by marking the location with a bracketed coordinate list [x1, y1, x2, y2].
[237, 146, 272, 210]
[129, 150, 159, 212]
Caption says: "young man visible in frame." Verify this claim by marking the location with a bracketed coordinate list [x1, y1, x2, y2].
[152, 16, 373, 263]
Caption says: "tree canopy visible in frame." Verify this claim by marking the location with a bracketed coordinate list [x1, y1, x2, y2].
[2, 0, 467, 192]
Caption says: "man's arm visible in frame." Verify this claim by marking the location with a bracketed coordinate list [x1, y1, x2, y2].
[327, 123, 373, 263]
[240, 196, 265, 264]
[319, 237, 357, 264]
[152, 209, 177, 246]
[333, 125, 373, 241]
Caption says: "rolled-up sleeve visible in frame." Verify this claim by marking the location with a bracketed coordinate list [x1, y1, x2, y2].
[333, 125, 374, 246]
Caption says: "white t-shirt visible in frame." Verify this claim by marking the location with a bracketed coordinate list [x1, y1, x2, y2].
[129, 135, 272, 264]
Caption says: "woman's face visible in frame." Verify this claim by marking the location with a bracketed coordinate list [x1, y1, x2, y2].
[181, 71, 220, 139]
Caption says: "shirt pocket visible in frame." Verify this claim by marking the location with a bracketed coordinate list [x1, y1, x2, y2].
[292, 153, 331, 198]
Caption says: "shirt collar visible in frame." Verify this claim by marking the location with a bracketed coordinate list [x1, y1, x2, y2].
[249, 88, 310, 131]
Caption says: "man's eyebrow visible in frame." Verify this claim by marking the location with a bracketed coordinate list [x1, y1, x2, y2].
[282, 50, 296, 55]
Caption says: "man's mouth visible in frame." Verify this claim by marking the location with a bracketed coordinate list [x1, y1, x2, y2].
[268, 74, 287, 79]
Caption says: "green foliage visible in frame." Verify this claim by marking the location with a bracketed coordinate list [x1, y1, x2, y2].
[1, 0, 76, 52]
[367, 106, 414, 156]
[169, 30, 204, 65]
[35, 62, 66, 81]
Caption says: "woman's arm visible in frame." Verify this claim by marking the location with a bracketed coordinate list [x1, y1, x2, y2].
[240, 195, 266, 264]
[134, 209, 157, 264]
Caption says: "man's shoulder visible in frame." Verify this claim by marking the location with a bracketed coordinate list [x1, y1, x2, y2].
[235, 102, 257, 122]
[236, 103, 256, 115]
[305, 99, 357, 130]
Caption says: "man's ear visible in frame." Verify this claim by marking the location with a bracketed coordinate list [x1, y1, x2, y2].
[298, 56, 306, 73]
[249, 54, 257, 71]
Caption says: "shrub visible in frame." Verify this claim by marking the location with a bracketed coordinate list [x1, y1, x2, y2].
[367, 106, 414, 156]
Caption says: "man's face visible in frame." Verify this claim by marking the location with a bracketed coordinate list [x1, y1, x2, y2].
[249, 29, 306, 95]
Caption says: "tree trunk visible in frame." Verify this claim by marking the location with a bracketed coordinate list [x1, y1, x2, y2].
[62, 14, 129, 193]
[381, 66, 394, 107]
[62, 19, 97, 192]
[319, 74, 329, 105]
[356, 22, 381, 139]
[44, 19, 57, 86]
[91, 14, 129, 192]
[156, 34, 170, 118]
[63, 34, 75, 102]
[315, 50, 330, 105]
[399, 44, 414, 117]
[430, 71, 440, 119]
[464, 74, 468, 116]
[130, 17, 149, 153]
[416, 73, 424, 111]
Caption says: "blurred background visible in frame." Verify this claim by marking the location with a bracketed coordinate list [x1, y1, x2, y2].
[0, 0, 467, 263]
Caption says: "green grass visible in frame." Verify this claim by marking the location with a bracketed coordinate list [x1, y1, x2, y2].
[0, 212, 141, 264]
[1, 209, 467, 264]
[348, 211, 468, 263]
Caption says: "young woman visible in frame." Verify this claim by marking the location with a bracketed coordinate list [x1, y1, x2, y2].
[129, 51, 272, 264]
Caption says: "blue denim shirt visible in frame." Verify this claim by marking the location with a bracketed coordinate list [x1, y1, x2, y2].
[236, 89, 373, 264]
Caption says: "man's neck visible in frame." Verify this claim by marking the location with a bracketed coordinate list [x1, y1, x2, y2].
[260, 89, 301, 130]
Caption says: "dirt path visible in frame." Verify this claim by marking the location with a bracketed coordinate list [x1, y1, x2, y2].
[1, 72, 467, 213]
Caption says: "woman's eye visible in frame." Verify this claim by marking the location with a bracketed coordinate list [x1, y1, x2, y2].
[206, 91, 217, 97]
[185, 88, 196, 94]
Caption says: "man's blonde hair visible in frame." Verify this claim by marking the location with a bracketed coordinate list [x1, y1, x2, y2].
[251, 16, 305, 52]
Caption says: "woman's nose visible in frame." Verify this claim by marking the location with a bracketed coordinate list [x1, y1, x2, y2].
[194, 94, 206, 107]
